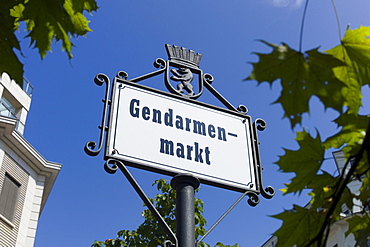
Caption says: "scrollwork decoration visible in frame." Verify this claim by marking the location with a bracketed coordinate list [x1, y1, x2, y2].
[255, 118, 267, 131]
[116, 71, 128, 80]
[237, 105, 248, 114]
[253, 118, 276, 200]
[202, 73, 240, 112]
[130, 58, 167, 83]
[203, 73, 214, 84]
[154, 58, 166, 69]
[84, 73, 111, 156]
[101, 158, 178, 245]
[104, 159, 119, 174]
[85, 45, 276, 247]
[246, 191, 260, 207]
[261, 185, 275, 199]
[162, 240, 176, 247]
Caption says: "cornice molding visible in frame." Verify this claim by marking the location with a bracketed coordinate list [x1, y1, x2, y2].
[0, 116, 62, 211]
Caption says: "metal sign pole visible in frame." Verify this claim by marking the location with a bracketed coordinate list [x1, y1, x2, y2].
[171, 174, 200, 247]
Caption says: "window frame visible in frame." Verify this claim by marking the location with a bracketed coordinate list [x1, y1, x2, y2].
[0, 173, 21, 222]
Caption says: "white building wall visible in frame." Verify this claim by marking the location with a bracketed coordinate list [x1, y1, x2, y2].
[0, 73, 31, 135]
[0, 72, 61, 247]
[0, 127, 57, 247]
[27, 175, 45, 246]
[16, 174, 45, 247]
[14, 175, 33, 247]
[0, 137, 52, 247]
[0, 151, 30, 246]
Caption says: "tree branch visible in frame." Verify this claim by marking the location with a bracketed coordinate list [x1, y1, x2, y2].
[307, 116, 370, 246]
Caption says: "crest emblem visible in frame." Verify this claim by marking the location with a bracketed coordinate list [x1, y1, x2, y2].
[165, 44, 204, 99]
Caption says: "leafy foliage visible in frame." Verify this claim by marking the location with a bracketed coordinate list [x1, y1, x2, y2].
[326, 26, 370, 114]
[246, 41, 346, 128]
[277, 130, 325, 195]
[246, 25, 370, 246]
[271, 205, 325, 246]
[91, 179, 240, 247]
[0, 0, 98, 85]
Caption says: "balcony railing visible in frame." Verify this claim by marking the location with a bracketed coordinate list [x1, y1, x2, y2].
[0, 100, 25, 134]
[23, 77, 34, 97]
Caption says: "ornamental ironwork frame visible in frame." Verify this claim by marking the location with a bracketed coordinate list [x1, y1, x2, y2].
[85, 44, 275, 246]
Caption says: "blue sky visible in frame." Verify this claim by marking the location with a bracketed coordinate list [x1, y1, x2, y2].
[14, 0, 370, 246]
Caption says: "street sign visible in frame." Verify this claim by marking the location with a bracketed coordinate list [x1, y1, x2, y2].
[106, 80, 257, 192]
[85, 44, 275, 247]
[85, 44, 275, 197]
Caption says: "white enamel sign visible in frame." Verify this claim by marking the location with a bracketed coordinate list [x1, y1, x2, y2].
[106, 80, 258, 192]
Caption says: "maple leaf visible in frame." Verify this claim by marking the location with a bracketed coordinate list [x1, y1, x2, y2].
[246, 41, 345, 128]
[325, 26, 370, 114]
[324, 113, 368, 149]
[247, 25, 370, 247]
[23, 0, 97, 59]
[308, 171, 354, 219]
[272, 205, 325, 247]
[305, 48, 347, 113]
[307, 172, 337, 209]
[277, 130, 325, 195]
[0, 0, 97, 85]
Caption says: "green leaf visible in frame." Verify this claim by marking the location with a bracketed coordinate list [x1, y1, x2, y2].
[272, 205, 325, 247]
[70, 0, 98, 13]
[9, 3, 25, 30]
[246, 41, 346, 128]
[22, 0, 72, 58]
[325, 26, 370, 113]
[307, 172, 336, 208]
[93, 179, 232, 247]
[346, 215, 370, 246]
[215, 243, 240, 247]
[0, 0, 97, 85]
[63, 0, 93, 36]
[305, 48, 347, 113]
[277, 130, 325, 195]
[246, 41, 308, 127]
[22, 0, 97, 59]
[358, 170, 370, 207]
[308, 171, 354, 221]
[247, 27, 370, 247]
[91, 240, 104, 247]
[324, 113, 368, 157]
[0, 1, 24, 85]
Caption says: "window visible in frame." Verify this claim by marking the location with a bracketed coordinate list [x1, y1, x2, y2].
[0, 174, 20, 221]
[0, 97, 16, 119]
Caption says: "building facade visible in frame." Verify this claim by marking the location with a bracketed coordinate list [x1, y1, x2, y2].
[0, 72, 61, 247]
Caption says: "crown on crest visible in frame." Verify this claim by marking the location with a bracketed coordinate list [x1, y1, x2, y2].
[165, 44, 202, 68]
